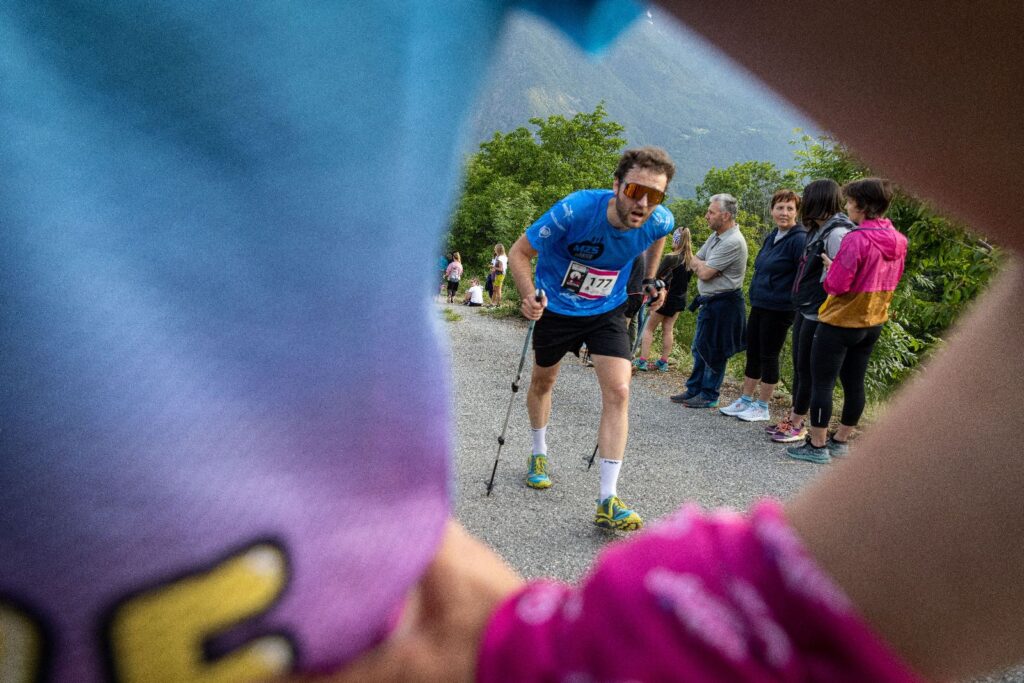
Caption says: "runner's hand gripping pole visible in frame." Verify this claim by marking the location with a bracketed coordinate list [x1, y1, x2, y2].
[486, 290, 545, 495]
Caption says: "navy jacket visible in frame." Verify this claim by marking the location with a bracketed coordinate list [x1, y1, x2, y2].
[690, 289, 747, 366]
[748, 225, 807, 311]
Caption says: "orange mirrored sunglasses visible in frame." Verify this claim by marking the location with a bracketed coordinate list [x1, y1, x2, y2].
[621, 182, 666, 205]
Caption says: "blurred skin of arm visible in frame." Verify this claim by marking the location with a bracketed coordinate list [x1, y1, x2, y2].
[508, 234, 546, 319]
[656, 0, 1024, 679]
[296, 522, 523, 683]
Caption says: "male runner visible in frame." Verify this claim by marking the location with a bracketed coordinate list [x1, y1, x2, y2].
[507, 146, 675, 531]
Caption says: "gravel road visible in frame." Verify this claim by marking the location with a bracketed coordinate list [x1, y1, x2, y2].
[440, 300, 1024, 683]
[442, 300, 818, 581]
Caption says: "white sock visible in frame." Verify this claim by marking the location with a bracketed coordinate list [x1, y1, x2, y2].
[599, 458, 622, 501]
[531, 426, 547, 455]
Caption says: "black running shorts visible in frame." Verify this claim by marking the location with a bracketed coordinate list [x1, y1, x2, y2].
[532, 303, 630, 367]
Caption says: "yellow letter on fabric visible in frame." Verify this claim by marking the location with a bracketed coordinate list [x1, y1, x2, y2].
[109, 543, 294, 682]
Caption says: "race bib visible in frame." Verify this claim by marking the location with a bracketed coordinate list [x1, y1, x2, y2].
[562, 261, 620, 300]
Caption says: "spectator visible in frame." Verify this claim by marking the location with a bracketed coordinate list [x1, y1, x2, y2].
[463, 278, 484, 306]
[670, 195, 748, 409]
[636, 227, 694, 372]
[766, 180, 853, 444]
[490, 243, 508, 307]
[445, 252, 464, 304]
[786, 178, 908, 464]
[720, 189, 807, 421]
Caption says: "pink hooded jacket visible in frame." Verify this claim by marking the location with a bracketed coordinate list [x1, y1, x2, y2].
[819, 218, 908, 327]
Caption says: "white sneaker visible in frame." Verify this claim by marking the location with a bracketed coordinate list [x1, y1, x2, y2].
[737, 403, 771, 422]
[719, 398, 752, 416]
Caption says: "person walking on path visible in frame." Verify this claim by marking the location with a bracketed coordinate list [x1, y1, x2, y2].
[766, 180, 853, 444]
[787, 178, 908, 464]
[508, 146, 676, 532]
[635, 227, 694, 372]
[444, 252, 464, 304]
[671, 194, 748, 409]
[720, 189, 807, 421]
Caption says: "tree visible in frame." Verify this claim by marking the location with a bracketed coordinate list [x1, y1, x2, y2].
[694, 160, 802, 237]
[446, 104, 626, 272]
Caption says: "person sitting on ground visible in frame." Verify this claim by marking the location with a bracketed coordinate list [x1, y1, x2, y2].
[720, 189, 807, 421]
[463, 278, 484, 306]
[765, 179, 853, 444]
[786, 177, 908, 464]
[635, 226, 694, 372]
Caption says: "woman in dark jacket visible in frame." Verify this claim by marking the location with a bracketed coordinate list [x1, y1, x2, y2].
[765, 179, 853, 443]
[719, 189, 806, 421]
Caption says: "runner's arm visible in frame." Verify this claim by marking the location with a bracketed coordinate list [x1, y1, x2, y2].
[508, 234, 545, 320]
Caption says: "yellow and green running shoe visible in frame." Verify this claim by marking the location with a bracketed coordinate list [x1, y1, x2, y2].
[594, 495, 643, 531]
[526, 454, 552, 489]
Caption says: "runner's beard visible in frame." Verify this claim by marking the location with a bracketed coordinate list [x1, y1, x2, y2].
[614, 199, 647, 228]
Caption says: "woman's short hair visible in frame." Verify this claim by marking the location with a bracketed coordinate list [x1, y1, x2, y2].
[800, 179, 843, 226]
[843, 177, 894, 219]
[770, 188, 801, 210]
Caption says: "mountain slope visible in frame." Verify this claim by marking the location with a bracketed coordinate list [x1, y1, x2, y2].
[468, 9, 820, 194]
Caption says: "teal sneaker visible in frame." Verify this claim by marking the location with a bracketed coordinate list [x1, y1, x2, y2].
[632, 358, 649, 371]
[826, 436, 850, 457]
[786, 439, 832, 464]
[654, 358, 670, 372]
[594, 495, 643, 531]
[526, 454, 552, 489]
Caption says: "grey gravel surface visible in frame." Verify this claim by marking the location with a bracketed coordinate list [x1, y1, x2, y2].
[443, 300, 819, 581]
[440, 301, 1024, 683]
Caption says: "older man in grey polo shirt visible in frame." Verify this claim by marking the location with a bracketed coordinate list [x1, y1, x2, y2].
[671, 193, 749, 408]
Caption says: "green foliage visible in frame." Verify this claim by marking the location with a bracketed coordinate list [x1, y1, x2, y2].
[695, 160, 802, 231]
[447, 104, 626, 271]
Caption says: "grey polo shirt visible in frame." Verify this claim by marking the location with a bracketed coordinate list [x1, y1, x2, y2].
[695, 225, 748, 296]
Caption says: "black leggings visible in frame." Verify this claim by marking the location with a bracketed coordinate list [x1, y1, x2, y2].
[809, 323, 882, 428]
[744, 307, 794, 385]
[790, 314, 818, 415]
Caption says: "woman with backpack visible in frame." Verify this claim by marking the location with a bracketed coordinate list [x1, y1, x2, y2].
[765, 179, 853, 443]
[444, 251, 464, 304]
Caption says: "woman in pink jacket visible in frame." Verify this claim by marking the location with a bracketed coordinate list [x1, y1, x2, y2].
[787, 178, 908, 464]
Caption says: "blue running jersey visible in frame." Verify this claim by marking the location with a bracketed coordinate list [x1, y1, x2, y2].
[527, 190, 675, 316]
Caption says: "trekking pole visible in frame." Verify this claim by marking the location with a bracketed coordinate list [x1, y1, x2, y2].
[486, 289, 545, 495]
[586, 280, 663, 470]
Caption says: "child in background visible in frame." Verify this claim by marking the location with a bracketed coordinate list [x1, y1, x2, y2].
[463, 278, 484, 306]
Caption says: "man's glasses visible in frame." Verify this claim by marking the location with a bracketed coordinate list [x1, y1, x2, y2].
[621, 182, 666, 206]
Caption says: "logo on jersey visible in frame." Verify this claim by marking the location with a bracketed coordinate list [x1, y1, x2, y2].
[567, 240, 604, 261]
[539, 226, 552, 238]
